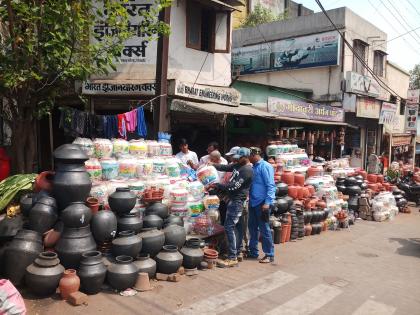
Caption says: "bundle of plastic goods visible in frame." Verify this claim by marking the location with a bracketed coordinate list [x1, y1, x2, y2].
[371, 192, 398, 222]
[305, 175, 335, 191]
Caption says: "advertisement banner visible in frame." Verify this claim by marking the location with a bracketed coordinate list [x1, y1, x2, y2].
[405, 104, 418, 132]
[356, 98, 381, 118]
[379, 102, 397, 124]
[407, 89, 420, 104]
[232, 31, 340, 75]
[92, 1, 157, 64]
[267, 97, 344, 122]
[82, 81, 155, 95]
[346, 71, 380, 97]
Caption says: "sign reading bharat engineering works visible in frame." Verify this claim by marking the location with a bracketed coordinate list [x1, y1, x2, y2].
[346, 71, 380, 98]
[267, 97, 344, 122]
[169, 81, 241, 107]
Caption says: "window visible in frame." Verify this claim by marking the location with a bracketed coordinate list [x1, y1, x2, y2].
[186, 0, 231, 53]
[352, 39, 368, 74]
[373, 50, 385, 77]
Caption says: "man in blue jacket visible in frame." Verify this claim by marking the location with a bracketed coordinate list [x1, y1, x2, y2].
[248, 147, 276, 263]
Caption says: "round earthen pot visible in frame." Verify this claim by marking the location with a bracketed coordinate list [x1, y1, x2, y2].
[296, 186, 304, 200]
[376, 175, 384, 183]
[294, 172, 305, 186]
[316, 200, 327, 209]
[367, 174, 377, 183]
[301, 187, 310, 199]
[288, 185, 298, 199]
[305, 185, 315, 196]
[281, 171, 294, 186]
[358, 170, 367, 180]
[59, 269, 80, 300]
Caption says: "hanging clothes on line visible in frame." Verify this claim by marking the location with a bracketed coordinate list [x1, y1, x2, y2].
[137, 106, 147, 138]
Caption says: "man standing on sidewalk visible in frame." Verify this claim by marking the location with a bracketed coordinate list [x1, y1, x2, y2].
[248, 147, 276, 263]
[210, 147, 253, 268]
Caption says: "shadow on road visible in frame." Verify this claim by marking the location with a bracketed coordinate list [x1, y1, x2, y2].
[389, 238, 420, 258]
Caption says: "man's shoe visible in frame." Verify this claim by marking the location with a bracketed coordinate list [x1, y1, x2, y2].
[217, 258, 239, 268]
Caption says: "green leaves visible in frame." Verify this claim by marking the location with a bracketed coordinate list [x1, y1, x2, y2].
[239, 3, 288, 28]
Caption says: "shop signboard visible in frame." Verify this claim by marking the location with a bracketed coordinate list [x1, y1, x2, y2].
[379, 102, 398, 124]
[92, 0, 157, 64]
[168, 80, 241, 107]
[356, 98, 381, 118]
[82, 81, 156, 95]
[267, 97, 344, 122]
[232, 31, 340, 75]
[407, 89, 420, 104]
[345, 72, 380, 98]
[405, 104, 418, 132]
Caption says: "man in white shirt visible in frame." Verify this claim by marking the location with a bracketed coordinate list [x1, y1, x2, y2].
[209, 150, 228, 179]
[175, 138, 199, 170]
[199, 141, 220, 166]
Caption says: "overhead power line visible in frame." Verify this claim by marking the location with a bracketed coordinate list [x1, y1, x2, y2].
[383, 0, 420, 42]
[406, 0, 420, 18]
[372, 25, 420, 51]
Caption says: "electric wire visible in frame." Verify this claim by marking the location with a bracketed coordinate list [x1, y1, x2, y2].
[406, 0, 420, 18]
[383, 0, 420, 42]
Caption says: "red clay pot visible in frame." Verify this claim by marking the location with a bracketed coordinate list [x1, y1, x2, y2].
[59, 269, 80, 300]
[376, 175, 384, 183]
[296, 186, 304, 200]
[281, 170, 295, 186]
[305, 185, 315, 196]
[301, 187, 310, 199]
[358, 170, 367, 180]
[34, 171, 55, 193]
[288, 185, 298, 199]
[367, 174, 377, 183]
[280, 224, 288, 243]
[304, 224, 312, 236]
[294, 172, 305, 186]
[43, 229, 61, 248]
[368, 183, 378, 191]
[316, 200, 327, 209]
[86, 197, 100, 215]
[285, 224, 291, 242]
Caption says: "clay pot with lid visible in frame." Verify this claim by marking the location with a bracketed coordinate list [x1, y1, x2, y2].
[112, 230, 142, 259]
[53, 144, 92, 210]
[29, 196, 58, 234]
[139, 228, 165, 257]
[61, 202, 92, 228]
[155, 245, 183, 274]
[91, 210, 117, 243]
[78, 251, 107, 295]
[180, 238, 204, 269]
[59, 269, 80, 300]
[163, 224, 186, 248]
[281, 170, 294, 186]
[107, 255, 138, 291]
[134, 254, 156, 279]
[108, 187, 137, 215]
[25, 251, 65, 296]
[117, 214, 143, 234]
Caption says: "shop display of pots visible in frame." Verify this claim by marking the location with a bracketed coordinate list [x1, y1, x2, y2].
[53, 144, 92, 210]
[145, 202, 169, 219]
[107, 255, 138, 291]
[55, 225, 97, 269]
[91, 210, 118, 243]
[180, 238, 204, 269]
[117, 214, 143, 234]
[61, 202, 92, 228]
[134, 254, 157, 279]
[29, 196, 58, 234]
[25, 251, 65, 297]
[163, 224, 186, 248]
[139, 228, 165, 257]
[4, 229, 43, 285]
[108, 187, 137, 215]
[143, 214, 163, 229]
[155, 245, 183, 274]
[59, 269, 80, 300]
[78, 251, 107, 295]
[112, 231, 143, 259]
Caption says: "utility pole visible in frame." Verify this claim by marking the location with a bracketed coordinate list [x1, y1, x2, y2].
[153, 5, 171, 137]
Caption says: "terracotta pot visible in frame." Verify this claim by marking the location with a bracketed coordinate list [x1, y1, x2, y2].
[305, 185, 315, 196]
[304, 224, 312, 236]
[59, 269, 80, 300]
[281, 170, 294, 186]
[35, 171, 55, 193]
[86, 197, 100, 215]
[304, 198, 312, 210]
[301, 187, 310, 198]
[368, 183, 378, 191]
[44, 228, 61, 248]
[296, 186, 304, 199]
[376, 175, 384, 183]
[309, 197, 318, 209]
[367, 174, 377, 183]
[316, 200, 327, 209]
[285, 223, 291, 242]
[307, 165, 323, 177]
[280, 224, 288, 243]
[294, 172, 305, 186]
[288, 185, 298, 199]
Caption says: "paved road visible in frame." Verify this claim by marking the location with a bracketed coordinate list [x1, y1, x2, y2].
[26, 206, 420, 315]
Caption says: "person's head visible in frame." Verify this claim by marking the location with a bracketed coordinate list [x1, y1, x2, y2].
[233, 147, 251, 166]
[178, 138, 189, 153]
[209, 150, 222, 164]
[207, 142, 219, 154]
[249, 147, 262, 164]
[225, 146, 240, 163]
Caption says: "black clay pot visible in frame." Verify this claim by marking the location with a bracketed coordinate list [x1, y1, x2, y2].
[78, 251, 107, 295]
[323, 209, 329, 221]
[346, 185, 361, 196]
[397, 198, 408, 208]
[139, 228, 165, 257]
[20, 193, 33, 217]
[134, 254, 156, 279]
[275, 183, 288, 197]
[25, 251, 64, 296]
[345, 177, 357, 187]
[55, 225, 97, 269]
[145, 202, 169, 219]
[107, 255, 138, 291]
[53, 144, 92, 210]
[4, 229, 43, 285]
[393, 194, 403, 202]
[163, 224, 186, 248]
[180, 239, 203, 269]
[348, 196, 359, 211]
[117, 214, 143, 234]
[155, 245, 183, 274]
[336, 177, 346, 186]
[108, 187, 137, 215]
[284, 196, 294, 208]
[360, 182, 368, 190]
[32, 190, 52, 206]
[355, 175, 364, 181]
[164, 215, 184, 227]
[392, 189, 402, 196]
[143, 214, 163, 229]
[303, 211, 312, 225]
[91, 210, 118, 243]
[29, 197, 58, 234]
[276, 198, 289, 214]
[355, 179, 364, 187]
[112, 231, 142, 259]
[337, 185, 347, 193]
[61, 202, 92, 228]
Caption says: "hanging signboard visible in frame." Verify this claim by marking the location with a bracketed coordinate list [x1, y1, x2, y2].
[405, 104, 418, 132]
[379, 102, 397, 124]
[267, 97, 344, 122]
[346, 71, 380, 98]
[92, 1, 157, 64]
[356, 98, 381, 118]
[168, 80, 241, 107]
[232, 31, 340, 75]
[407, 89, 420, 104]
[82, 81, 156, 95]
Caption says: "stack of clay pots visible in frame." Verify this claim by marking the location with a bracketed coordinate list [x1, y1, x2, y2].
[366, 174, 386, 193]
[273, 183, 293, 217]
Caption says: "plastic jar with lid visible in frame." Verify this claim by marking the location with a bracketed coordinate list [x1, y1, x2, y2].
[100, 158, 119, 180]
[129, 139, 148, 157]
[93, 138, 113, 159]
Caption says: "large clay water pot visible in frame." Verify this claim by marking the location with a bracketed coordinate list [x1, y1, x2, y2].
[281, 170, 294, 185]
[294, 172, 305, 186]
[367, 174, 377, 183]
[112, 231, 142, 259]
[163, 224, 186, 249]
[155, 245, 183, 274]
[376, 175, 384, 183]
[117, 214, 143, 234]
[107, 255, 138, 291]
[139, 228, 165, 257]
[288, 185, 298, 199]
[29, 197, 58, 234]
[108, 187, 137, 215]
[358, 170, 367, 180]
[145, 202, 169, 219]
[61, 202, 92, 228]
[180, 239, 204, 269]
[91, 210, 117, 243]
[134, 254, 156, 279]
[78, 251, 107, 295]
[275, 183, 288, 197]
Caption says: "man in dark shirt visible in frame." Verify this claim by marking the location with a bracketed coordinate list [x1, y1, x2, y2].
[210, 147, 253, 267]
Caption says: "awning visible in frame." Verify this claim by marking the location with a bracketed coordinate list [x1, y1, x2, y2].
[171, 99, 348, 126]
[392, 134, 412, 146]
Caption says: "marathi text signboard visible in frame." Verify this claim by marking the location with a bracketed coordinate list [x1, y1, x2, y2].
[379, 102, 397, 125]
[267, 97, 344, 122]
[168, 81, 241, 107]
[407, 89, 420, 104]
[82, 81, 156, 95]
[346, 71, 380, 98]
[232, 31, 340, 75]
[356, 98, 381, 118]
[93, 1, 157, 64]
[405, 104, 418, 132]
